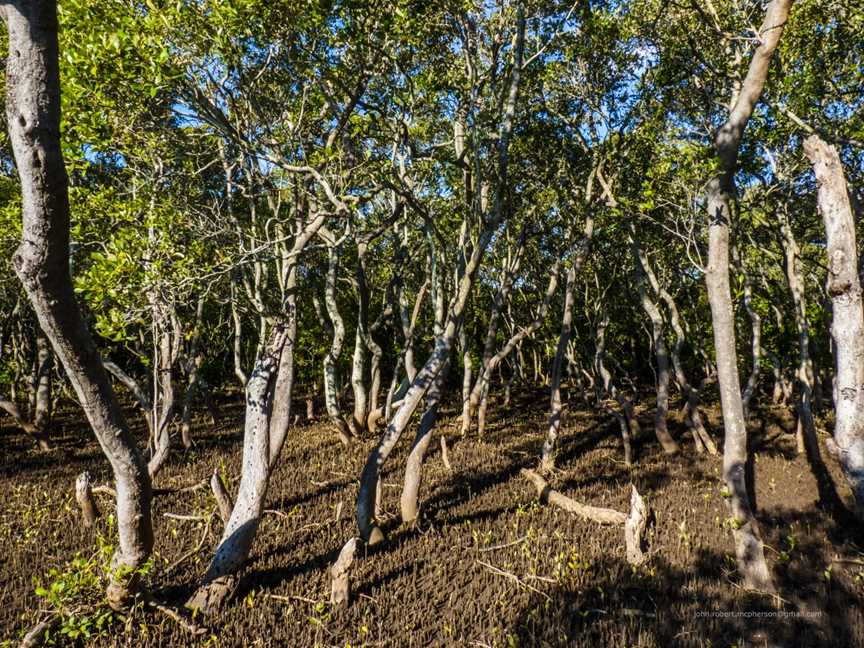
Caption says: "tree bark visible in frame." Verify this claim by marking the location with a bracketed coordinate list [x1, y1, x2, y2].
[186, 324, 290, 612]
[631, 234, 679, 455]
[322, 247, 353, 444]
[703, 0, 792, 592]
[4, 0, 153, 607]
[180, 296, 207, 449]
[32, 328, 53, 440]
[778, 207, 841, 511]
[804, 134, 864, 517]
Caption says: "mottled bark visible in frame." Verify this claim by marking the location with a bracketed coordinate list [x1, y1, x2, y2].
[186, 324, 290, 612]
[4, 0, 153, 606]
[631, 235, 679, 455]
[180, 296, 207, 449]
[349, 243, 370, 435]
[804, 135, 864, 518]
[778, 208, 841, 511]
[703, 0, 792, 592]
[322, 247, 352, 444]
[32, 329, 53, 439]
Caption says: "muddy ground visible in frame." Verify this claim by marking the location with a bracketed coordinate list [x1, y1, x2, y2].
[2, 388, 863, 647]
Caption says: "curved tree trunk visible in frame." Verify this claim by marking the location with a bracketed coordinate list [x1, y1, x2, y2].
[702, 0, 792, 592]
[400, 360, 449, 524]
[4, 0, 153, 607]
[186, 324, 290, 612]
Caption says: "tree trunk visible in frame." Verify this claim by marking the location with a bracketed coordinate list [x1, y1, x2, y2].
[400, 360, 449, 524]
[778, 207, 841, 511]
[186, 324, 290, 613]
[32, 328, 53, 441]
[733, 247, 762, 421]
[4, 0, 153, 607]
[631, 234, 679, 455]
[804, 134, 864, 517]
[230, 280, 248, 389]
[703, 0, 792, 592]
[146, 297, 179, 477]
[541, 263, 577, 472]
[322, 247, 352, 444]
[180, 297, 207, 449]
[349, 243, 370, 435]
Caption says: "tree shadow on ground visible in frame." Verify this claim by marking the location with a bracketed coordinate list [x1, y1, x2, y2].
[510, 549, 861, 647]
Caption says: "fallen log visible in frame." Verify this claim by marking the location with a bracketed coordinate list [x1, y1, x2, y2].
[520, 468, 651, 564]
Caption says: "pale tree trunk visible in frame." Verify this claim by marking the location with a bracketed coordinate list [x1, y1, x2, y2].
[631, 234, 679, 455]
[778, 207, 841, 511]
[355, 2, 525, 542]
[804, 135, 864, 518]
[187, 206, 325, 614]
[400, 280, 448, 524]
[349, 243, 370, 435]
[321, 247, 352, 444]
[180, 296, 207, 449]
[32, 328, 53, 440]
[459, 326, 473, 434]
[732, 246, 762, 421]
[4, 0, 153, 607]
[703, 0, 792, 592]
[540, 262, 577, 473]
[230, 279, 248, 389]
[186, 323, 291, 612]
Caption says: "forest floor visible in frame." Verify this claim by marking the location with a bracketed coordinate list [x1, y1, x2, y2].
[2, 388, 864, 647]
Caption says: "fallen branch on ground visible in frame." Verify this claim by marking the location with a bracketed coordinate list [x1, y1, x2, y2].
[520, 469, 652, 565]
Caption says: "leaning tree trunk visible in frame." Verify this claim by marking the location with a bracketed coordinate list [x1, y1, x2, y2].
[4, 0, 153, 608]
[400, 360, 450, 524]
[186, 208, 322, 613]
[186, 324, 291, 613]
[804, 135, 864, 518]
[703, 0, 792, 592]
